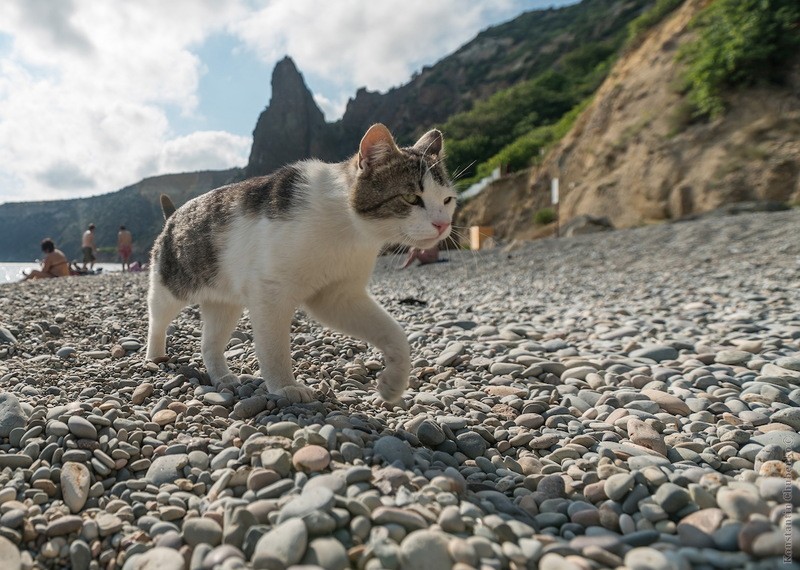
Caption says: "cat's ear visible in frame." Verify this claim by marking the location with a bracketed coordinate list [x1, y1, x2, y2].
[413, 129, 444, 157]
[359, 124, 398, 171]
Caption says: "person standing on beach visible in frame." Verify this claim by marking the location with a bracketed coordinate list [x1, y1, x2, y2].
[22, 238, 70, 280]
[82, 223, 97, 270]
[117, 225, 133, 272]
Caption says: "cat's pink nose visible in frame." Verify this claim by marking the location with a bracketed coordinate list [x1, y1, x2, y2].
[432, 221, 450, 235]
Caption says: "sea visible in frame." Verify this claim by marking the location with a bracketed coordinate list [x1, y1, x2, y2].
[0, 262, 124, 285]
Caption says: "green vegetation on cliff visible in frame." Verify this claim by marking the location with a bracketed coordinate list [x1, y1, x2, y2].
[626, 0, 684, 48]
[680, 0, 800, 119]
[443, 0, 664, 187]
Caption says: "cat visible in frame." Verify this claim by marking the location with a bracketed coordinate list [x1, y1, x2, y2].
[146, 123, 457, 403]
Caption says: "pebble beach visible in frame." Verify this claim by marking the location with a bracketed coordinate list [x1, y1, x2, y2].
[0, 209, 799, 570]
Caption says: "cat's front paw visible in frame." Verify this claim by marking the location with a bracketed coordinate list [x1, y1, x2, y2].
[213, 373, 240, 392]
[274, 384, 316, 403]
[377, 370, 409, 403]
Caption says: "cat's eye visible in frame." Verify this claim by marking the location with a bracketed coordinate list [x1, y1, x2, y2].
[444, 197, 454, 205]
[401, 193, 424, 207]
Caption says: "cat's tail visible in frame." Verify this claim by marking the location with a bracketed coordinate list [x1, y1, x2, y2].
[160, 194, 176, 220]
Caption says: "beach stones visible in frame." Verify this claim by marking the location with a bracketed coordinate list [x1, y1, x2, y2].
[640, 389, 690, 416]
[0, 209, 798, 569]
[455, 431, 487, 459]
[626, 417, 667, 456]
[717, 487, 769, 521]
[604, 473, 635, 501]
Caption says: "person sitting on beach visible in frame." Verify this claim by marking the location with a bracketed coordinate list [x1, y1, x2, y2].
[82, 223, 97, 270]
[117, 225, 133, 271]
[400, 246, 447, 269]
[21, 239, 70, 280]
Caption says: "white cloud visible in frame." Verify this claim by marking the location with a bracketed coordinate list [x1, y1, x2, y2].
[0, 0, 248, 203]
[312, 93, 347, 122]
[158, 131, 252, 174]
[232, 0, 523, 101]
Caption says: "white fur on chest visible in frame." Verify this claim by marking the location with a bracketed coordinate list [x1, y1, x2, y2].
[216, 161, 380, 304]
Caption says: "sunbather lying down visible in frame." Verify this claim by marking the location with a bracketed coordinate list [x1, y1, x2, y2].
[400, 246, 448, 269]
[21, 239, 70, 280]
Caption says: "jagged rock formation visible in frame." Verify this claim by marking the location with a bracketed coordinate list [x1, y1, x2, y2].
[245, 58, 340, 178]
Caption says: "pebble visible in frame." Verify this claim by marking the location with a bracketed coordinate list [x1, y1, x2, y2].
[374, 435, 414, 468]
[292, 445, 331, 472]
[0, 537, 21, 570]
[131, 383, 154, 404]
[716, 487, 768, 521]
[624, 547, 674, 570]
[0, 393, 26, 437]
[182, 518, 223, 547]
[302, 537, 349, 570]
[67, 415, 97, 439]
[60, 462, 91, 513]
[399, 530, 452, 570]
[278, 486, 334, 522]
[629, 345, 678, 362]
[145, 454, 189, 485]
[604, 473, 635, 501]
[127, 547, 184, 570]
[252, 518, 307, 567]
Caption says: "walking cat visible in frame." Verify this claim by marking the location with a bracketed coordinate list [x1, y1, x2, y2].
[146, 124, 456, 403]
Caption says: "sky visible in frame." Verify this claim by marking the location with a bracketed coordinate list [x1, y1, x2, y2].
[0, 0, 575, 205]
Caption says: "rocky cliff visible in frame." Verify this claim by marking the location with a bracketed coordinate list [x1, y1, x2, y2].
[245, 58, 340, 178]
[463, 0, 800, 240]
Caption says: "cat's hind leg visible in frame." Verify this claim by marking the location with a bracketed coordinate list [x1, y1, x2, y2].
[200, 301, 243, 391]
[304, 287, 410, 403]
[146, 277, 184, 361]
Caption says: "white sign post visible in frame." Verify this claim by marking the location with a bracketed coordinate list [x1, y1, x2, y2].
[551, 178, 560, 237]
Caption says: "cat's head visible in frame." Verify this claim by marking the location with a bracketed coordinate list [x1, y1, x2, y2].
[351, 124, 457, 250]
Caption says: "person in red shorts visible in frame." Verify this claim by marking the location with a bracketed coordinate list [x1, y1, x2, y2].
[117, 225, 133, 272]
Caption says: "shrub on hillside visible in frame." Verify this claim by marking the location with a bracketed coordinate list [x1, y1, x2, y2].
[680, 0, 800, 119]
[534, 208, 556, 225]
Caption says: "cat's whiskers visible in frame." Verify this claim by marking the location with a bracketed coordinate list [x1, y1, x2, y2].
[451, 161, 477, 183]
[447, 225, 486, 274]
[424, 156, 445, 181]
